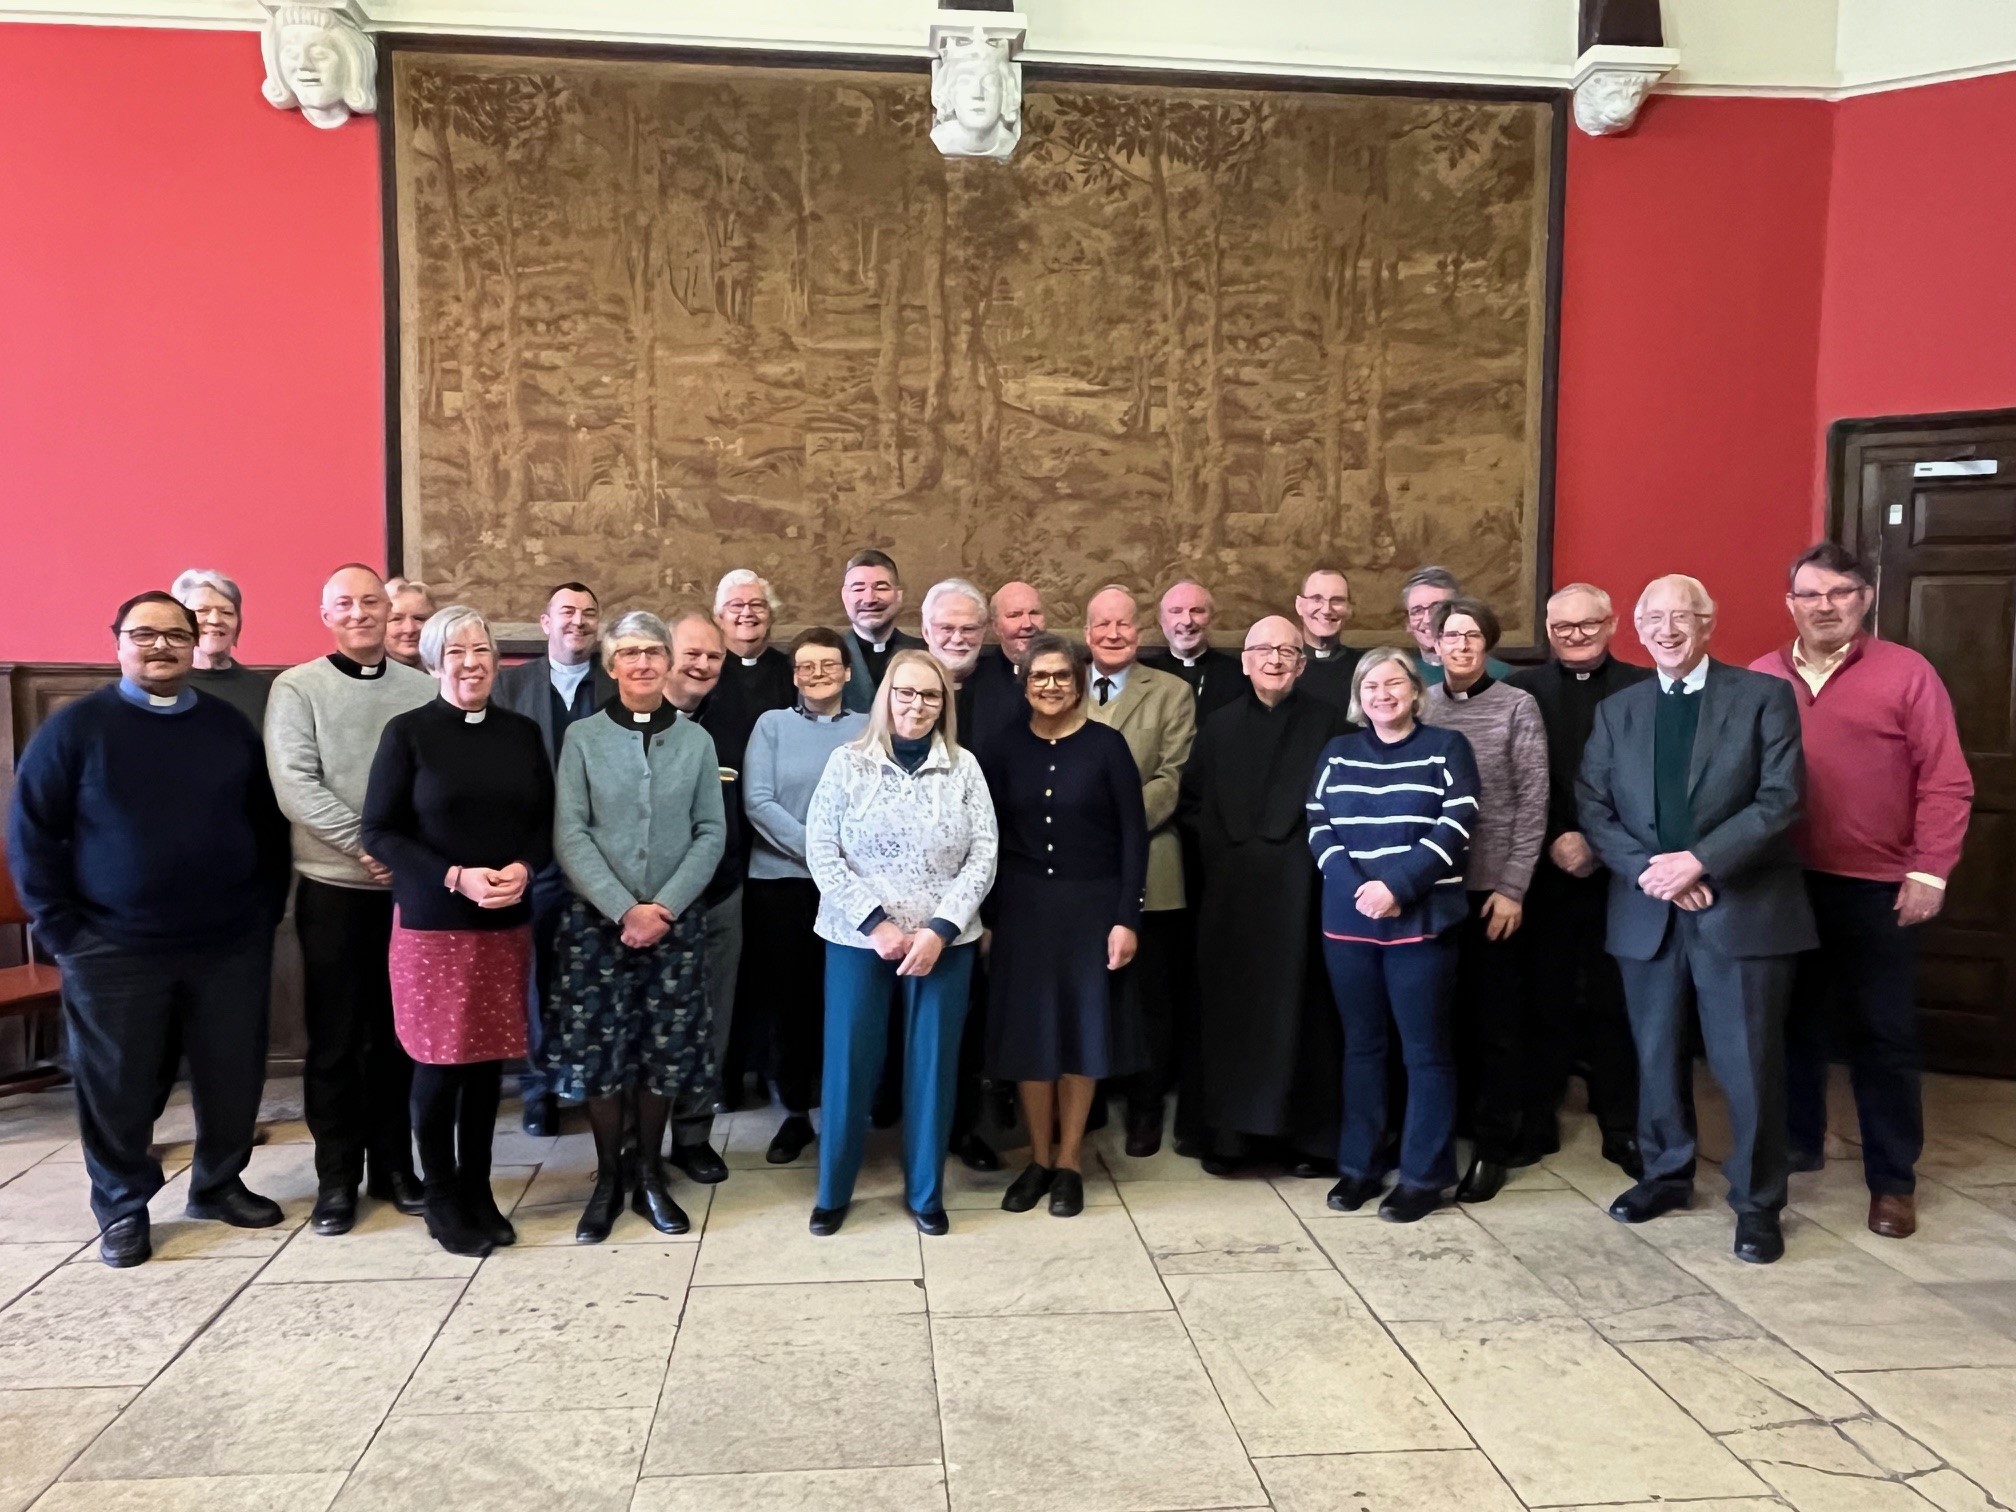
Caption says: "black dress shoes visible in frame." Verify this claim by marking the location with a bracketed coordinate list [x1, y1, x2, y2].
[422, 1184, 493, 1258]
[631, 1162, 691, 1235]
[1200, 1153, 1239, 1177]
[1048, 1169, 1085, 1218]
[911, 1207, 950, 1236]
[1601, 1133, 1645, 1180]
[521, 1099, 558, 1139]
[463, 1175, 516, 1247]
[1608, 1181, 1692, 1224]
[809, 1204, 848, 1237]
[669, 1142, 729, 1185]
[576, 1168, 625, 1244]
[366, 1169, 427, 1216]
[1379, 1185, 1443, 1224]
[954, 1133, 1001, 1173]
[1456, 1158, 1508, 1204]
[766, 1115, 815, 1166]
[1327, 1174, 1384, 1212]
[1789, 1147, 1825, 1174]
[1734, 1211, 1785, 1264]
[1509, 1126, 1560, 1168]
[185, 1179, 284, 1228]
[99, 1214, 151, 1268]
[1124, 1120, 1163, 1159]
[1287, 1156, 1337, 1180]
[1002, 1162, 1055, 1213]
[311, 1184, 359, 1236]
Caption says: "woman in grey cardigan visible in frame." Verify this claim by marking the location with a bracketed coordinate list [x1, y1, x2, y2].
[550, 611, 726, 1242]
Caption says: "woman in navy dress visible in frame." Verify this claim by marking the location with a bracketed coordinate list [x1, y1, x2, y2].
[980, 633, 1148, 1217]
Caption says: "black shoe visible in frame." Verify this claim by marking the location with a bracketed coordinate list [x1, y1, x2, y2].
[422, 1184, 492, 1258]
[954, 1133, 1001, 1173]
[1173, 1137, 1204, 1160]
[1456, 1158, 1508, 1204]
[1601, 1133, 1644, 1180]
[630, 1161, 691, 1235]
[185, 1179, 284, 1229]
[1002, 1162, 1055, 1213]
[1287, 1156, 1337, 1180]
[765, 1115, 815, 1166]
[462, 1173, 516, 1248]
[669, 1143, 729, 1185]
[1085, 1095, 1109, 1133]
[1124, 1120, 1163, 1159]
[310, 1184, 358, 1236]
[1608, 1181, 1692, 1224]
[1047, 1168, 1086, 1218]
[1379, 1185, 1443, 1223]
[1508, 1127, 1560, 1169]
[711, 1097, 739, 1117]
[366, 1169, 426, 1216]
[1201, 1154, 1239, 1177]
[1327, 1174, 1384, 1212]
[521, 1099, 557, 1139]
[912, 1207, 950, 1236]
[1789, 1147, 1825, 1174]
[99, 1214, 151, 1268]
[576, 1168, 624, 1244]
[809, 1204, 848, 1237]
[1734, 1211, 1785, 1264]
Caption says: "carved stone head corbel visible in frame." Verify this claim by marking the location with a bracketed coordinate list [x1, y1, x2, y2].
[928, 9, 1028, 161]
[260, 1, 376, 129]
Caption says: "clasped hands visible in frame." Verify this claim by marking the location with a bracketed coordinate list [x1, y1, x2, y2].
[455, 860, 531, 910]
[1638, 851, 1714, 912]
[870, 920, 946, 977]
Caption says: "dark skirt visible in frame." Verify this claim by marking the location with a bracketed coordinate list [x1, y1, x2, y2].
[543, 896, 713, 1101]
[389, 915, 531, 1066]
[985, 872, 1145, 1082]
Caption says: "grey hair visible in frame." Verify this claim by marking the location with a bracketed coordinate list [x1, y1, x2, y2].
[385, 576, 436, 607]
[921, 577, 988, 623]
[1634, 574, 1717, 619]
[1547, 582, 1614, 618]
[418, 605, 493, 674]
[601, 609, 672, 667]
[1399, 565, 1461, 604]
[171, 568, 242, 613]
[1346, 646, 1429, 727]
[714, 568, 782, 615]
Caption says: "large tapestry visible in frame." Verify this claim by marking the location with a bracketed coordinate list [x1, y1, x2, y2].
[391, 50, 1557, 644]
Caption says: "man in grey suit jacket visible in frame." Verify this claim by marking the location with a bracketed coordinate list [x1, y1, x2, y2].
[493, 582, 615, 1135]
[1576, 574, 1815, 1265]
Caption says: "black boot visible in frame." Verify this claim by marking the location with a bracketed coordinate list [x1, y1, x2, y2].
[423, 1181, 493, 1258]
[462, 1170, 516, 1248]
[631, 1158, 691, 1235]
[576, 1166, 624, 1244]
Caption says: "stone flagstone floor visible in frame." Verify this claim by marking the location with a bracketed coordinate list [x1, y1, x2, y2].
[3, 1070, 2016, 1511]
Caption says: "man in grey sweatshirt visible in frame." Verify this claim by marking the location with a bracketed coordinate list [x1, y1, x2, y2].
[265, 564, 435, 1236]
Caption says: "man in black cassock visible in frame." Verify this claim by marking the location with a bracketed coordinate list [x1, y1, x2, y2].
[1178, 615, 1346, 1175]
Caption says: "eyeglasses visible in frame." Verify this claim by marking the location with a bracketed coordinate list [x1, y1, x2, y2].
[1787, 588, 1867, 608]
[1547, 618, 1608, 639]
[1438, 629, 1486, 646]
[720, 599, 769, 616]
[1245, 644, 1305, 663]
[611, 646, 669, 666]
[1638, 611, 1708, 630]
[121, 628, 197, 649]
[1297, 594, 1350, 612]
[891, 687, 945, 707]
[1026, 671, 1075, 689]
[795, 658, 845, 677]
[1405, 604, 1446, 624]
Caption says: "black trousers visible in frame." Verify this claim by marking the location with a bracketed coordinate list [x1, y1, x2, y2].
[1525, 866, 1640, 1142]
[296, 878, 414, 1187]
[1452, 890, 1533, 1164]
[1124, 908, 1203, 1141]
[411, 1061, 503, 1187]
[1787, 872, 1924, 1196]
[737, 878, 826, 1114]
[518, 869, 572, 1106]
[62, 930, 273, 1228]
[1616, 911, 1795, 1215]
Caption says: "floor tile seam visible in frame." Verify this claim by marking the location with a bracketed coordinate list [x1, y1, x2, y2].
[349, 1267, 482, 1472]
[632, 1460, 946, 1482]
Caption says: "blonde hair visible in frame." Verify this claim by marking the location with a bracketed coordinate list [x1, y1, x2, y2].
[853, 648, 961, 759]
[1347, 646, 1428, 726]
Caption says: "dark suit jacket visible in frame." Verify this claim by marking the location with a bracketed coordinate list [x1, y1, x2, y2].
[841, 628, 924, 714]
[1506, 654, 1651, 848]
[495, 656, 617, 766]
[957, 648, 1026, 766]
[1575, 659, 1816, 962]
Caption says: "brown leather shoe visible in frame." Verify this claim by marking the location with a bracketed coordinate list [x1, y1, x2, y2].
[1869, 1193, 1917, 1239]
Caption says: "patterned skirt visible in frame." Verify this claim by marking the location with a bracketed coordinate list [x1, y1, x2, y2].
[543, 895, 713, 1102]
[389, 916, 532, 1066]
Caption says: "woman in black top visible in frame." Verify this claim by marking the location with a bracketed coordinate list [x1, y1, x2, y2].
[362, 606, 553, 1257]
[979, 634, 1148, 1216]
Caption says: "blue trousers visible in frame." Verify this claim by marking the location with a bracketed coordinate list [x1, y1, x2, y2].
[1324, 935, 1459, 1192]
[818, 940, 975, 1213]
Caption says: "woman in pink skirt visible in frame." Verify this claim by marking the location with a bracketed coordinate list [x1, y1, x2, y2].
[363, 605, 554, 1257]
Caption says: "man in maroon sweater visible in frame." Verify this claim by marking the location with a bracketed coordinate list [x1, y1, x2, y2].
[1752, 542, 1973, 1241]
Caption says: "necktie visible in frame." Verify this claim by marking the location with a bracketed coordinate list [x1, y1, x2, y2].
[1096, 677, 1113, 706]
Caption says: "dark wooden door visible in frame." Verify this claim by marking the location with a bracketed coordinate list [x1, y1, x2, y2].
[1834, 412, 2016, 1075]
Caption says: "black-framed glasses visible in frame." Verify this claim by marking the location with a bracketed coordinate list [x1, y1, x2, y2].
[1787, 588, 1867, 608]
[121, 628, 196, 649]
[1547, 618, 1608, 639]
[891, 687, 945, 707]
[1026, 671, 1075, 689]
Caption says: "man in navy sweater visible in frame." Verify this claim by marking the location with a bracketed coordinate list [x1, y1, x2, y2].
[9, 592, 292, 1267]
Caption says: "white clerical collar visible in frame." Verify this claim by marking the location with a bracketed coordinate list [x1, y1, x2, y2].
[463, 708, 486, 724]
[360, 660, 382, 678]
[740, 655, 761, 667]
[1657, 659, 1709, 695]
[632, 709, 651, 723]
[1176, 652, 1202, 667]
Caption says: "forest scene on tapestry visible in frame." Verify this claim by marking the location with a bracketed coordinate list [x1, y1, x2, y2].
[393, 51, 1555, 641]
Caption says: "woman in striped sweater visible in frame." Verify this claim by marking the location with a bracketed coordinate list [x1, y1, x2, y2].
[1307, 647, 1481, 1223]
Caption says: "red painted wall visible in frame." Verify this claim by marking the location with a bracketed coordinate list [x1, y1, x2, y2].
[1553, 94, 1834, 664]
[0, 25, 384, 667]
[1816, 71, 2016, 438]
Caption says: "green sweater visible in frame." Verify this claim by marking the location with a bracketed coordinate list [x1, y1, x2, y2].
[554, 707, 727, 923]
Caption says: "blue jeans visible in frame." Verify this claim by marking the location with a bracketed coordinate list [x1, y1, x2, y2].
[1324, 935, 1459, 1192]
[818, 940, 975, 1213]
